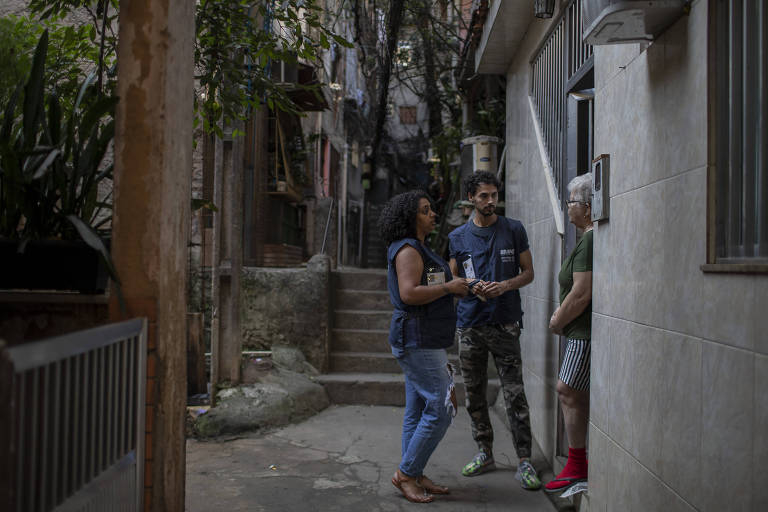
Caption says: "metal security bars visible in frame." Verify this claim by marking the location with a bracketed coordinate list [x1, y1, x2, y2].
[530, 0, 593, 200]
[0, 319, 147, 512]
[714, 0, 768, 263]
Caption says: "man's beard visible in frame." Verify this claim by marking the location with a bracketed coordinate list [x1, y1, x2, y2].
[478, 205, 495, 217]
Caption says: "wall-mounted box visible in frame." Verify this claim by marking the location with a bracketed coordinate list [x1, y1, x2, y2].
[582, 0, 687, 45]
[591, 154, 609, 222]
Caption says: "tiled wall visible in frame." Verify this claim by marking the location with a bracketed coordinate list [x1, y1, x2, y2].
[590, 0, 766, 510]
[504, 0, 766, 509]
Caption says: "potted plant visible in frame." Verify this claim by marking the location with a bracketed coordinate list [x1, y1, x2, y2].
[0, 30, 118, 294]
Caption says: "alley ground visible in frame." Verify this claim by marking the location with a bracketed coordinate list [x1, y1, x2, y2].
[186, 404, 557, 512]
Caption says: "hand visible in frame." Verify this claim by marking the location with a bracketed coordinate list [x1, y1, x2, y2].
[446, 277, 469, 297]
[481, 281, 506, 299]
[549, 308, 563, 335]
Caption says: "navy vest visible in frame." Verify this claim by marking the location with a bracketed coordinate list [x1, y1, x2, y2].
[448, 216, 528, 328]
[386, 238, 456, 354]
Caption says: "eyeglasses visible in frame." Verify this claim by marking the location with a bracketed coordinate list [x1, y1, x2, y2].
[566, 200, 590, 208]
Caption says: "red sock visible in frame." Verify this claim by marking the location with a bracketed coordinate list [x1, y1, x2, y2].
[545, 447, 588, 491]
[561, 447, 588, 477]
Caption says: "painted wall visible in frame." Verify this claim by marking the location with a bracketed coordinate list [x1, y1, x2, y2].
[502, 0, 766, 510]
[501, 9, 564, 473]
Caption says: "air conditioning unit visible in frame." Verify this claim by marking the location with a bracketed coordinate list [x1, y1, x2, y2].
[582, 0, 687, 45]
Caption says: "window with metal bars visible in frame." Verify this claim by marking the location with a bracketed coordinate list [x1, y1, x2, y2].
[711, 0, 768, 265]
[530, 0, 593, 200]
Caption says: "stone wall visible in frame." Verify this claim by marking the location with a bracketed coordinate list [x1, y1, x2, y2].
[240, 254, 331, 372]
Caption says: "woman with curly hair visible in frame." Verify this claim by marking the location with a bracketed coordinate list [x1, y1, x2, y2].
[379, 190, 469, 503]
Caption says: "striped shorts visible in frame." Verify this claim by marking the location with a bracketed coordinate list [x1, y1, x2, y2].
[558, 338, 591, 391]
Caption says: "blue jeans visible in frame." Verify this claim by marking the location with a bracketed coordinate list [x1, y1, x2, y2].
[395, 347, 454, 477]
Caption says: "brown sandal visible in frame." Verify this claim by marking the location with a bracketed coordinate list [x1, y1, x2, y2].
[418, 475, 449, 495]
[392, 470, 434, 503]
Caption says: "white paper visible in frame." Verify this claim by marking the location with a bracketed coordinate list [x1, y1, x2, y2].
[560, 481, 588, 498]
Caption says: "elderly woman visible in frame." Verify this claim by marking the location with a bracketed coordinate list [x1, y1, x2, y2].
[545, 173, 594, 494]
[378, 190, 469, 503]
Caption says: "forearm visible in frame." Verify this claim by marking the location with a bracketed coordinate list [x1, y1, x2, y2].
[401, 283, 453, 306]
[502, 268, 534, 292]
[553, 292, 590, 329]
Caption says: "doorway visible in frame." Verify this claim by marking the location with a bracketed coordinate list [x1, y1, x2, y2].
[556, 78, 594, 457]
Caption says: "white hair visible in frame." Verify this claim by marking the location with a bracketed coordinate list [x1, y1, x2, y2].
[567, 173, 593, 203]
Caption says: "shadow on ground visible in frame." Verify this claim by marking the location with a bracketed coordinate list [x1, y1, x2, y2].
[186, 405, 559, 512]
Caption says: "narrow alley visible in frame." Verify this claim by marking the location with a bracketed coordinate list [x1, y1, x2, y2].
[186, 405, 557, 512]
[1, 0, 766, 511]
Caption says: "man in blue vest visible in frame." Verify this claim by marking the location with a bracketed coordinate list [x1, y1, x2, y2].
[448, 170, 540, 490]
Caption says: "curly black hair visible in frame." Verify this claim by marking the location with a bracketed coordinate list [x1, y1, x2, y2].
[464, 170, 500, 197]
[378, 190, 431, 246]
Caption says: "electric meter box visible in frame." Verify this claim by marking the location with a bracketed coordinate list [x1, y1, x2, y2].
[591, 154, 609, 222]
[461, 136, 501, 173]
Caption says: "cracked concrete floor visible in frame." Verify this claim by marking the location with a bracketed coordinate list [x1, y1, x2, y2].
[185, 405, 556, 511]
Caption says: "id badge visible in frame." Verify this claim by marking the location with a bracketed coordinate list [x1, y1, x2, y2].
[462, 257, 476, 279]
[427, 272, 446, 286]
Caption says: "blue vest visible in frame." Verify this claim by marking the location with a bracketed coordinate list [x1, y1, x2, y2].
[386, 238, 456, 354]
[448, 217, 529, 328]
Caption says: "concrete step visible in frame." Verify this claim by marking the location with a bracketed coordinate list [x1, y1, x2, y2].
[330, 351, 400, 373]
[334, 289, 391, 311]
[333, 269, 387, 291]
[334, 309, 391, 330]
[315, 373, 500, 407]
[331, 328, 390, 352]
[330, 351, 461, 373]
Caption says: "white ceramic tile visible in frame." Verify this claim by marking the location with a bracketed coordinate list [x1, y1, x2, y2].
[628, 184, 668, 327]
[657, 331, 702, 502]
[604, 436, 634, 512]
[587, 424, 609, 512]
[632, 461, 697, 512]
[753, 281, 768, 356]
[700, 343, 754, 511]
[608, 318, 635, 449]
[591, 219, 613, 317]
[594, 194, 628, 320]
[589, 314, 611, 432]
[629, 326, 664, 467]
[754, 354, 768, 511]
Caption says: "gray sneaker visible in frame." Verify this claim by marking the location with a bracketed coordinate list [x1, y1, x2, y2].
[461, 452, 496, 476]
[515, 460, 542, 490]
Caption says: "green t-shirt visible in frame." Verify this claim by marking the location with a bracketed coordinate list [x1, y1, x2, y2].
[558, 229, 593, 339]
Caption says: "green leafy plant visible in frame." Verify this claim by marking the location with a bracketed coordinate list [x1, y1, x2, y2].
[467, 97, 505, 139]
[194, 0, 352, 137]
[0, 30, 119, 288]
[0, 13, 109, 110]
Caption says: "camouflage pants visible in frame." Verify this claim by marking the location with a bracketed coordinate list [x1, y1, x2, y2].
[457, 322, 532, 459]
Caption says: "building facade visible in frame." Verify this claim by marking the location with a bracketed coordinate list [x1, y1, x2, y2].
[472, 0, 767, 510]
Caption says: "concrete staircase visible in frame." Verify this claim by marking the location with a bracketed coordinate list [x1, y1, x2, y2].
[316, 268, 499, 406]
